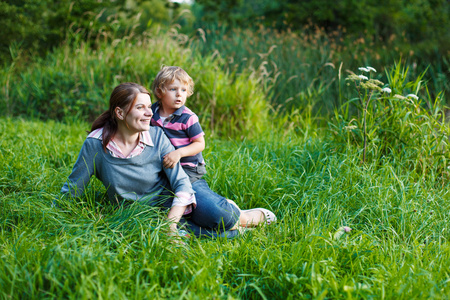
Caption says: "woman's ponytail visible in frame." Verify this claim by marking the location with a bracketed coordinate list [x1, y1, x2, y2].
[90, 110, 117, 152]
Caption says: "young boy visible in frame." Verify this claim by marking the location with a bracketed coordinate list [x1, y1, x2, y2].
[151, 66, 276, 229]
[150, 66, 206, 184]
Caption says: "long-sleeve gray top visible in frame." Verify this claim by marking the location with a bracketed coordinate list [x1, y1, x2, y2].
[61, 126, 195, 207]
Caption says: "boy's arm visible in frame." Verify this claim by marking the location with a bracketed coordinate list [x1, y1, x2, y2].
[162, 136, 205, 169]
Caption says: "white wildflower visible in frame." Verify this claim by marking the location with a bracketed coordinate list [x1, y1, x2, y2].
[366, 66, 377, 72]
[333, 226, 352, 240]
[381, 87, 392, 93]
[358, 67, 370, 72]
[406, 94, 419, 100]
[344, 286, 355, 292]
[358, 75, 368, 80]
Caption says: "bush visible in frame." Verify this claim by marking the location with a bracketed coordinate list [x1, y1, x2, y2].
[0, 27, 270, 139]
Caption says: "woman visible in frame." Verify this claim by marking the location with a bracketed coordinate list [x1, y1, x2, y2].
[60, 82, 273, 239]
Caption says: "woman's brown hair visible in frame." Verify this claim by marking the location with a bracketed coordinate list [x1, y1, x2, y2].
[90, 82, 151, 151]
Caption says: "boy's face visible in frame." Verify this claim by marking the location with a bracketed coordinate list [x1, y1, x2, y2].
[159, 79, 188, 115]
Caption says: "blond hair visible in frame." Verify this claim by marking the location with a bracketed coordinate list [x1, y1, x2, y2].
[152, 66, 194, 100]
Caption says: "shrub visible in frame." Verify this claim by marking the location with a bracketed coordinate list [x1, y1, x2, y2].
[330, 61, 450, 175]
[0, 27, 269, 139]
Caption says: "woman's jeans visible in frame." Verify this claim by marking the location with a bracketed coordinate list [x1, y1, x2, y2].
[180, 179, 241, 238]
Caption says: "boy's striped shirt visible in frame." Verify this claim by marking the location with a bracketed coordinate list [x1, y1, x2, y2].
[151, 103, 205, 167]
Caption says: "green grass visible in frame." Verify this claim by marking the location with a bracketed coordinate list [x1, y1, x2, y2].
[2, 117, 450, 299]
[1, 17, 450, 299]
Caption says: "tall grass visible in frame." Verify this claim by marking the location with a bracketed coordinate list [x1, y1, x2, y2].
[330, 61, 450, 179]
[2, 117, 450, 298]
[187, 23, 449, 116]
[0, 26, 269, 139]
[2, 18, 447, 136]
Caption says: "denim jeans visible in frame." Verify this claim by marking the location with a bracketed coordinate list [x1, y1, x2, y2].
[180, 179, 241, 238]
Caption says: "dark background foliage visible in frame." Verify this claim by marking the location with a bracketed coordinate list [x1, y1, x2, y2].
[2, 0, 449, 65]
[193, 0, 449, 54]
[0, 0, 123, 63]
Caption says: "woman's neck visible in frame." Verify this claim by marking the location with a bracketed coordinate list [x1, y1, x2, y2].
[114, 131, 139, 145]
[114, 124, 140, 154]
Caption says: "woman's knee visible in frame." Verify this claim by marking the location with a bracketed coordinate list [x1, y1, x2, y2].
[191, 201, 237, 228]
[190, 179, 240, 229]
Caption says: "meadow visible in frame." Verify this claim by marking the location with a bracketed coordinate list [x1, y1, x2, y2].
[2, 117, 450, 299]
[1, 23, 450, 299]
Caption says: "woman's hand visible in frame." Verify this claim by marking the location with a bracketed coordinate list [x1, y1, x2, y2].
[167, 205, 190, 244]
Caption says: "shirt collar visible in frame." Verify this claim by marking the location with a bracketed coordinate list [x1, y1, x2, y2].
[140, 130, 153, 146]
[173, 105, 185, 116]
[88, 127, 153, 147]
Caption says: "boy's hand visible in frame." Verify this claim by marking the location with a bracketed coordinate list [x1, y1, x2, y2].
[163, 150, 182, 168]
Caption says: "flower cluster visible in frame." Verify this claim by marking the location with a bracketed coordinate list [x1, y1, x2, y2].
[333, 226, 352, 240]
[358, 66, 376, 73]
[346, 66, 384, 92]
[361, 79, 383, 91]
[346, 66, 379, 87]
[347, 66, 420, 101]
[358, 75, 368, 80]
[406, 94, 419, 100]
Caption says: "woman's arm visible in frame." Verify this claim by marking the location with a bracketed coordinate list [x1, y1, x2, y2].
[60, 139, 97, 200]
[167, 205, 188, 233]
[153, 127, 197, 230]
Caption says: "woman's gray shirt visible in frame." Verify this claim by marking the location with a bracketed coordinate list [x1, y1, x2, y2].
[61, 126, 194, 206]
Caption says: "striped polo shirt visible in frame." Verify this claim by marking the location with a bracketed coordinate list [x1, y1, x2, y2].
[151, 102, 205, 167]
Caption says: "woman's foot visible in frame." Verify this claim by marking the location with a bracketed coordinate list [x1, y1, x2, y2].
[240, 208, 277, 227]
[226, 199, 277, 228]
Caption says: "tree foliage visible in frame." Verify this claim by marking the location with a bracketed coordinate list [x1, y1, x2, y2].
[193, 0, 450, 53]
[2, 0, 448, 65]
[0, 0, 179, 65]
[0, 0, 124, 64]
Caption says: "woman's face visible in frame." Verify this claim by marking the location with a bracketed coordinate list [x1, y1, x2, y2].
[122, 93, 153, 133]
